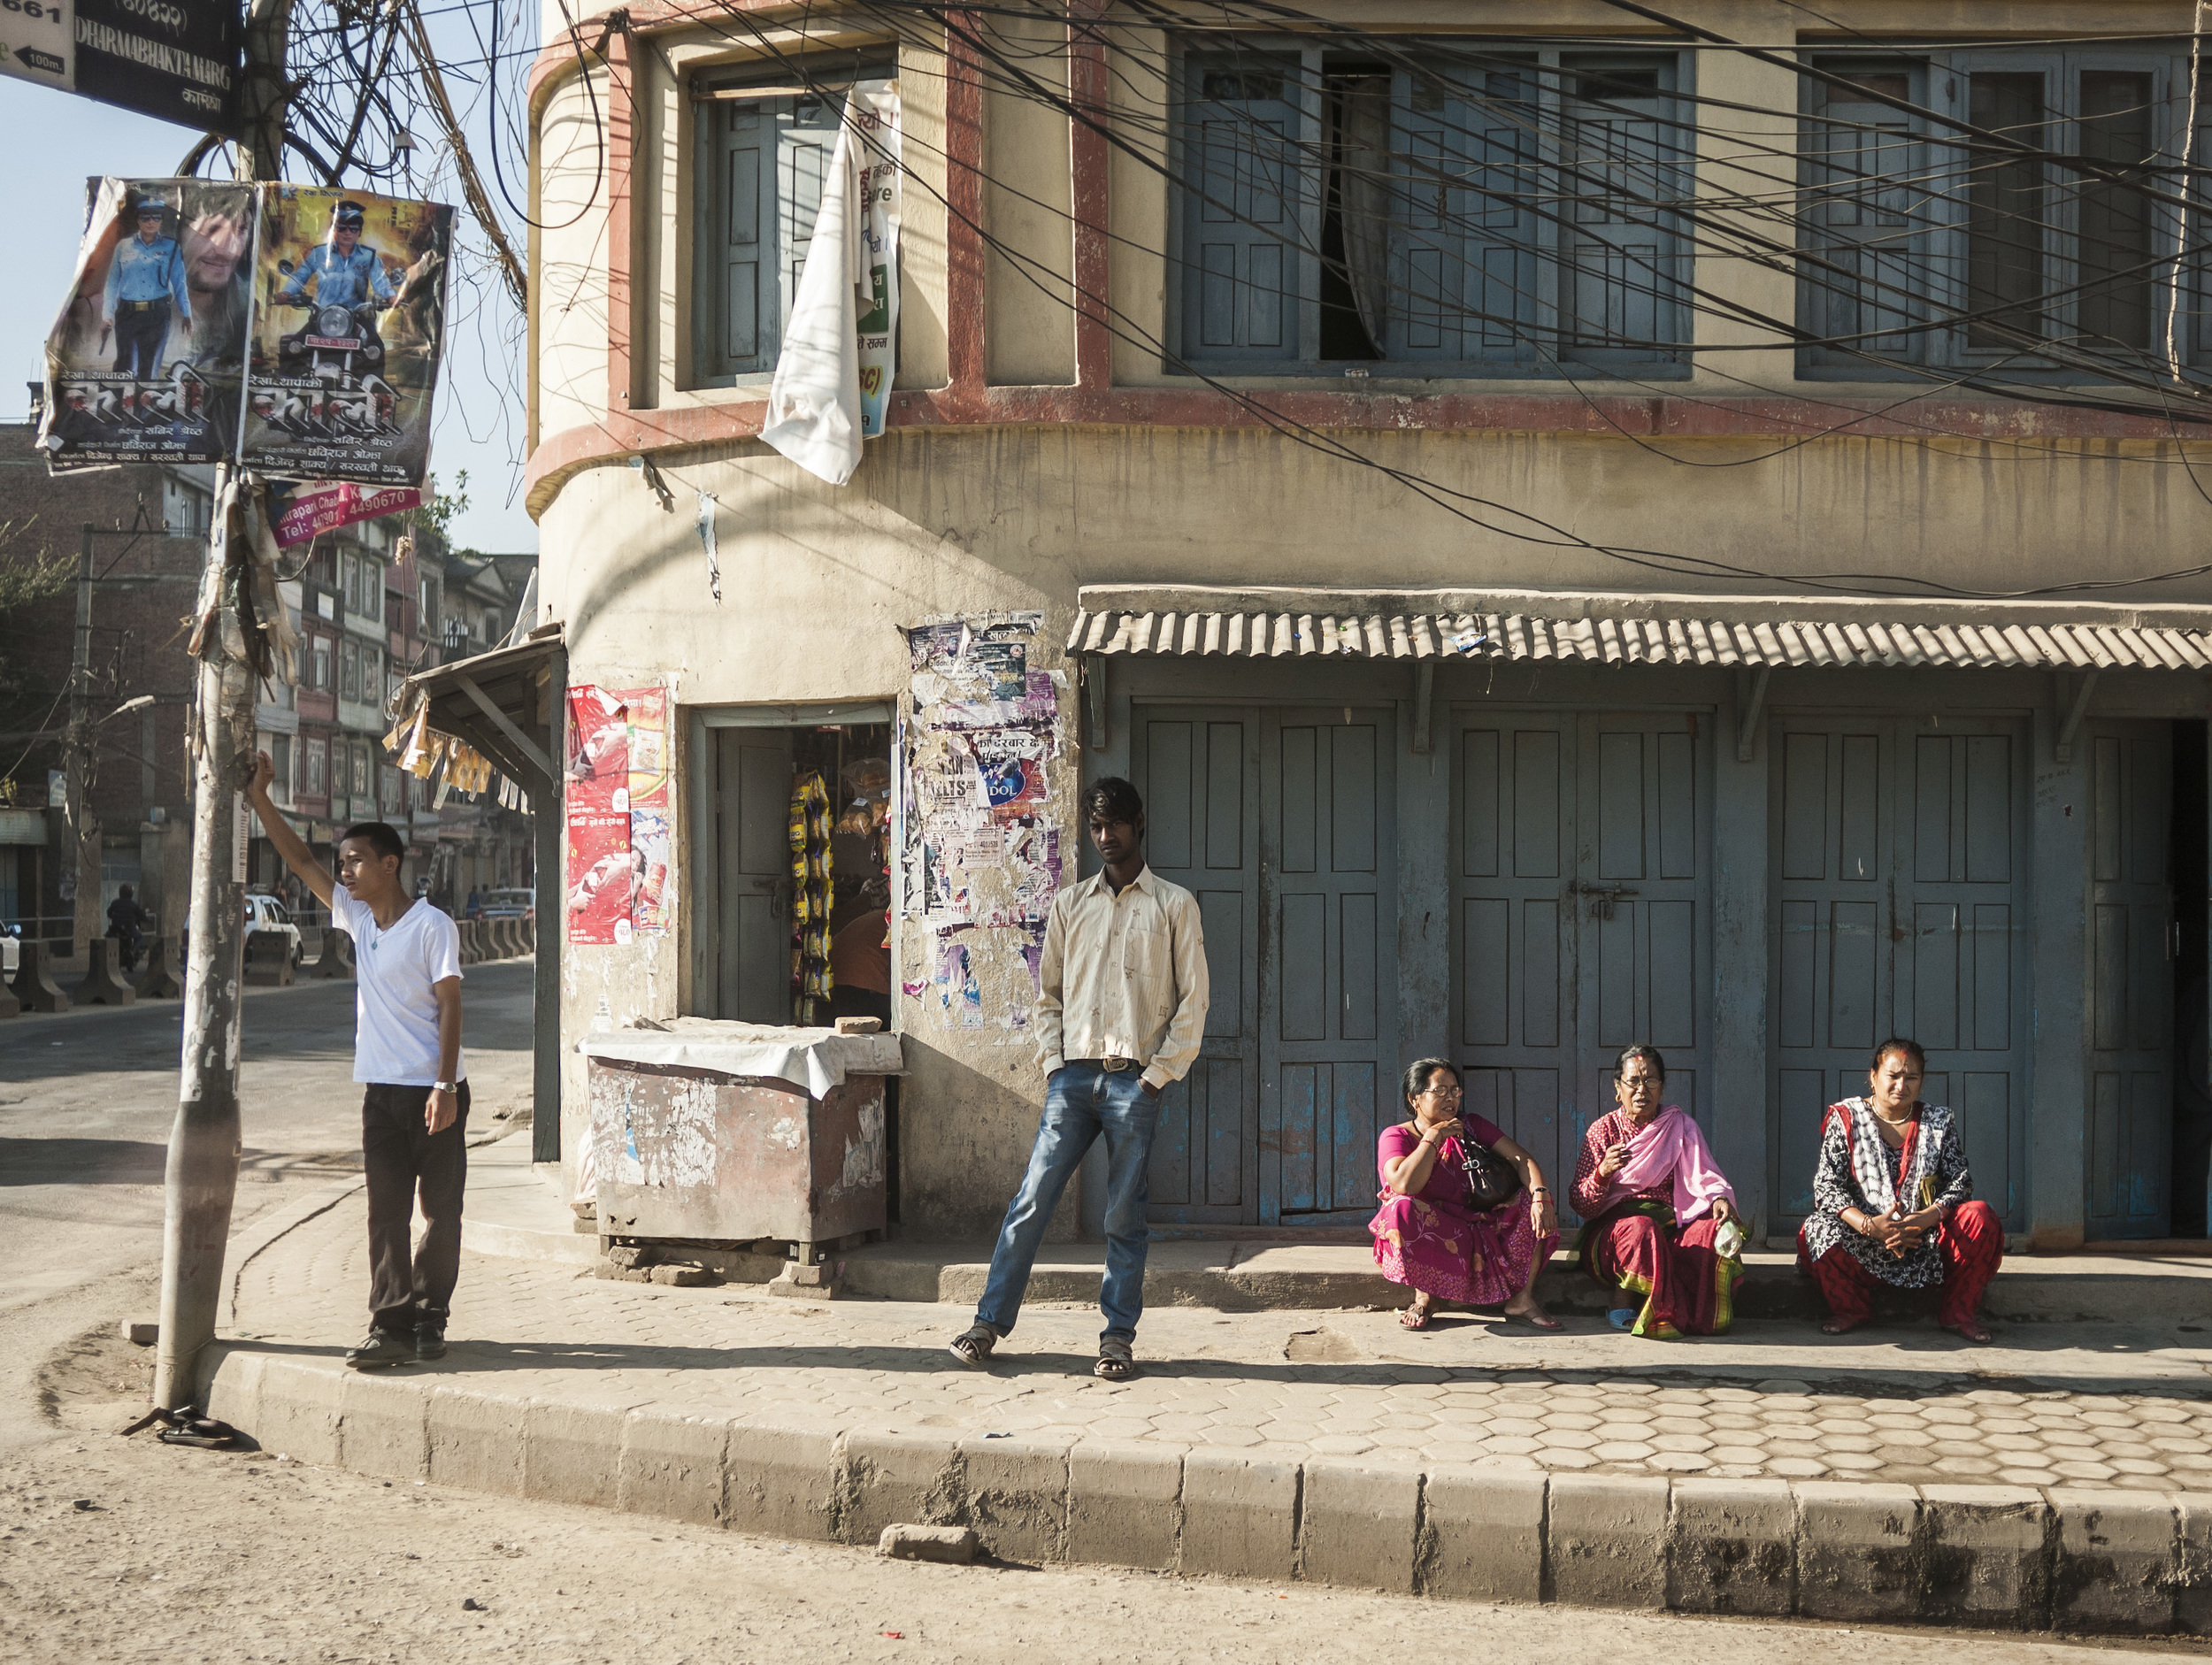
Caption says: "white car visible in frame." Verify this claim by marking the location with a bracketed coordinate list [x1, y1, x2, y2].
[244, 894, 305, 968]
[1, 932, 16, 978]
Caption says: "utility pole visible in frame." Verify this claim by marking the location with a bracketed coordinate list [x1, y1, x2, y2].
[152, 0, 294, 1412]
[65, 524, 99, 956]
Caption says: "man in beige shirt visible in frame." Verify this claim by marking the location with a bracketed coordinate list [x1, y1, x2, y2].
[951, 777, 1209, 1380]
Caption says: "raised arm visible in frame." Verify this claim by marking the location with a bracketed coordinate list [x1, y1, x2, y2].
[245, 750, 337, 910]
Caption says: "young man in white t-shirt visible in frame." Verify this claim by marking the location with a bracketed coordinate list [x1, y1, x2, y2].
[248, 752, 467, 1370]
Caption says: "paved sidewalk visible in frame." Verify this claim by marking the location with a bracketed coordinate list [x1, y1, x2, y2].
[198, 1135, 2212, 1630]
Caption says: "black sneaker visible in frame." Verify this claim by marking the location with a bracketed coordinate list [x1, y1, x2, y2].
[345, 1329, 415, 1370]
[414, 1316, 448, 1361]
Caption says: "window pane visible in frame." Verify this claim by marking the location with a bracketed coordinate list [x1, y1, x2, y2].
[2077, 70, 2155, 351]
[1804, 63, 1930, 364]
[1966, 72, 2050, 349]
[1179, 54, 1303, 361]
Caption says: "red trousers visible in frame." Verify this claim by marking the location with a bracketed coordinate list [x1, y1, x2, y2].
[1798, 1200, 2003, 1328]
[1585, 1210, 1740, 1338]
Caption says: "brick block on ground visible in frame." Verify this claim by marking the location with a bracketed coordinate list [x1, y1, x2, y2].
[340, 1370, 427, 1481]
[1795, 1483, 1921, 1621]
[426, 1388, 530, 1497]
[1548, 1473, 1670, 1609]
[2051, 1489, 2179, 1635]
[1668, 1478, 1794, 1616]
[250, 1356, 344, 1467]
[1920, 1485, 2050, 1630]
[959, 1436, 1070, 1564]
[1180, 1453, 1298, 1582]
[1299, 1460, 1421, 1592]
[839, 1431, 961, 1546]
[725, 1422, 840, 1543]
[1066, 1444, 1181, 1572]
[1419, 1469, 1544, 1602]
[15, 940, 69, 1013]
[618, 1407, 730, 1527]
[524, 1400, 628, 1511]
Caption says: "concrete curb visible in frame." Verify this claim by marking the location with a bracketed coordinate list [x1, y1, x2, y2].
[198, 1344, 2211, 1633]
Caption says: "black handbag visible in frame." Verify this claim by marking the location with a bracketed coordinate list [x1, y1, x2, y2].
[1458, 1135, 1524, 1210]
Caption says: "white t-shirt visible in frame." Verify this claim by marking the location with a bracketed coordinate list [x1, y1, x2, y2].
[330, 892, 465, 1086]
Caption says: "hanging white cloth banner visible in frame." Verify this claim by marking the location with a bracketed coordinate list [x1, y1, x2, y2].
[757, 81, 902, 487]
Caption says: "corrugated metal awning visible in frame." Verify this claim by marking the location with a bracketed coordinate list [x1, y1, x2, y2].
[1066, 597, 2212, 671]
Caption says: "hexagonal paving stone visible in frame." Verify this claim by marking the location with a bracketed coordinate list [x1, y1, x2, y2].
[1196, 1427, 1264, 1447]
[1706, 1446, 1770, 1467]
[1764, 1456, 1831, 1477]
[1486, 1418, 1548, 1439]
[1652, 1433, 1713, 1454]
[1591, 1440, 1657, 1462]
[2109, 1457, 2172, 1476]
[1816, 1434, 1880, 1455]
[1648, 1451, 1715, 1473]
[1483, 1435, 1543, 1455]
[1541, 1412, 1603, 1431]
[1535, 1448, 1601, 1470]
[2050, 1459, 2118, 1481]
[1537, 1428, 1601, 1451]
[1651, 1416, 1711, 1437]
[1308, 1435, 1379, 1456]
[1931, 1455, 1999, 1477]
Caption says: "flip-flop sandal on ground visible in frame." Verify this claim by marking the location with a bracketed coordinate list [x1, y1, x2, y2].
[1094, 1339, 1137, 1381]
[1399, 1305, 1432, 1331]
[949, 1324, 998, 1368]
[1504, 1307, 1563, 1330]
[130, 1408, 242, 1449]
[1607, 1308, 1638, 1331]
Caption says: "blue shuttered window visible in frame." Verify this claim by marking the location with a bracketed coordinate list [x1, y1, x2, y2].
[692, 60, 888, 387]
[1172, 42, 1688, 376]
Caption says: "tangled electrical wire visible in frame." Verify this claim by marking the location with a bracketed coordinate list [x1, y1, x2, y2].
[189, 0, 2212, 593]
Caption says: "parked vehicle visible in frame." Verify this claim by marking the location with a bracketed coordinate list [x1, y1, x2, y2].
[2, 925, 18, 978]
[244, 893, 305, 968]
[478, 887, 534, 921]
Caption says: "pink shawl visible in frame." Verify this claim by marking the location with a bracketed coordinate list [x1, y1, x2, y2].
[1603, 1105, 1735, 1224]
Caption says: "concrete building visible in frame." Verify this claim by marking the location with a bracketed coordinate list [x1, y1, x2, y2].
[525, 0, 2212, 1247]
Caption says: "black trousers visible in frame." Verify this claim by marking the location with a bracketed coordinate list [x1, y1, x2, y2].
[361, 1081, 470, 1333]
[111, 305, 170, 379]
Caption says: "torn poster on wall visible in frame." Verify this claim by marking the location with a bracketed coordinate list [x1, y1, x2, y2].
[564, 680, 679, 946]
[900, 612, 1064, 1032]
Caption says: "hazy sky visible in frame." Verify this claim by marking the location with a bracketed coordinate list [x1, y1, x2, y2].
[0, 48, 538, 555]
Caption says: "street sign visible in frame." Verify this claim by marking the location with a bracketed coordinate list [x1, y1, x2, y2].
[1, 0, 242, 136]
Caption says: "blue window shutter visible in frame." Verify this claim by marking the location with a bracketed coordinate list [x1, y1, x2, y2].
[1180, 58, 1302, 362]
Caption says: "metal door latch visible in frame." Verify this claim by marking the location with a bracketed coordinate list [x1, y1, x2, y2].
[1564, 878, 1640, 920]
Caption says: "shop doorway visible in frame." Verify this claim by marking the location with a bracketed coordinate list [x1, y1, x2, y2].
[695, 712, 895, 1027]
[1133, 703, 1400, 1226]
[1766, 715, 2033, 1233]
[1452, 711, 1714, 1229]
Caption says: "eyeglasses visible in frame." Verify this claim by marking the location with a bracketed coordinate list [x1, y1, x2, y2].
[1418, 1083, 1463, 1099]
[1617, 1076, 1663, 1093]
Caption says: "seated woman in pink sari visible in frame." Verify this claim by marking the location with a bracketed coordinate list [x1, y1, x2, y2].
[1569, 1045, 1743, 1339]
[1370, 1059, 1561, 1331]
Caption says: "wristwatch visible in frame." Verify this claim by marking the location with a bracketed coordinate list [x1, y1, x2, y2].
[434, 1080, 458, 1093]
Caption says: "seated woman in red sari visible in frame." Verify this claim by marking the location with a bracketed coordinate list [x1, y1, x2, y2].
[1370, 1059, 1562, 1331]
[1570, 1045, 1743, 1339]
[1798, 1037, 2002, 1344]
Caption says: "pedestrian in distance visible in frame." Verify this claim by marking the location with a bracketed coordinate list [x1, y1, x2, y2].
[105, 883, 150, 973]
[950, 778, 1209, 1381]
[246, 751, 470, 1370]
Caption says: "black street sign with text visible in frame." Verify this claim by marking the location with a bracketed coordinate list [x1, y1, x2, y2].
[2, 0, 242, 135]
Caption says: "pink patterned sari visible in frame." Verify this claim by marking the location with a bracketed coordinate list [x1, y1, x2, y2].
[1369, 1121, 1557, 1306]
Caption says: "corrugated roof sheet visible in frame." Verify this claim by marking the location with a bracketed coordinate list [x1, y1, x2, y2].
[1066, 608, 2212, 671]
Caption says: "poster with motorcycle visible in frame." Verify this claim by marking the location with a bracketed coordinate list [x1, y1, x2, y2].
[238, 185, 451, 487]
[38, 177, 256, 472]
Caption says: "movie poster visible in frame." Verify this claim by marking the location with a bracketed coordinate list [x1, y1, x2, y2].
[40, 177, 255, 471]
[239, 185, 453, 487]
[565, 686, 634, 946]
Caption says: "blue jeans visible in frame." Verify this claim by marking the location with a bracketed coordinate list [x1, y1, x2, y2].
[975, 1062, 1158, 1344]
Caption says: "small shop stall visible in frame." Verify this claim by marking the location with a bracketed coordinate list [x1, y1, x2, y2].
[581, 1018, 903, 1267]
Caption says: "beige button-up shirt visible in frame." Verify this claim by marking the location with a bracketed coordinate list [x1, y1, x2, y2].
[1035, 865, 1210, 1091]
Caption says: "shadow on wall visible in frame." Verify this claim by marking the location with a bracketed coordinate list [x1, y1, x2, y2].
[897, 1039, 1070, 1242]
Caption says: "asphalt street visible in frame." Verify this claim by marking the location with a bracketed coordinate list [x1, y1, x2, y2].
[0, 960, 536, 1450]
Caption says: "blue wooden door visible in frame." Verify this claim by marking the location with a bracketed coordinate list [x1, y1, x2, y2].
[2085, 722, 2175, 1239]
[1261, 707, 1398, 1223]
[1455, 713, 1708, 1229]
[1769, 716, 2030, 1229]
[1135, 708, 1261, 1224]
